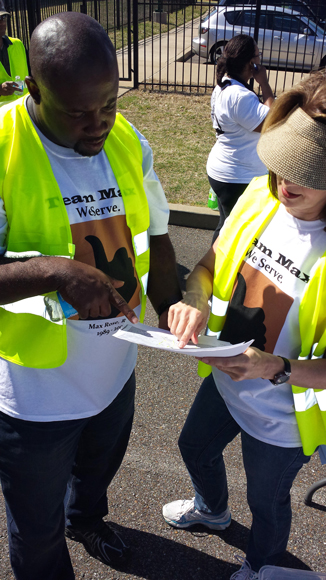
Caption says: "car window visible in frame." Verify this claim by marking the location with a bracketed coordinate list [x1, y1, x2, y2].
[222, 0, 255, 4]
[271, 13, 314, 34]
[221, 0, 319, 22]
[236, 10, 268, 29]
[224, 10, 241, 25]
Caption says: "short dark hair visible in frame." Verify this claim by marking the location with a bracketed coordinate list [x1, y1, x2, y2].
[30, 12, 116, 89]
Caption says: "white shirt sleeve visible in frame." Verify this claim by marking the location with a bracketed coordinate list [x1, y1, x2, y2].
[229, 89, 269, 132]
[131, 124, 169, 236]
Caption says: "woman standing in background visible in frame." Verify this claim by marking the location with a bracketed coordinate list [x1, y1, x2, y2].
[208, 34, 274, 242]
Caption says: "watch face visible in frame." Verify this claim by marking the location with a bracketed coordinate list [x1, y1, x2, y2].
[274, 372, 291, 385]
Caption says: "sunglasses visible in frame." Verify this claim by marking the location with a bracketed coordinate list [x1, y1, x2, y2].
[0, 15, 8, 21]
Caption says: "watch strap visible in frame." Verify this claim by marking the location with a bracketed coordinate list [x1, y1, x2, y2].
[279, 356, 291, 374]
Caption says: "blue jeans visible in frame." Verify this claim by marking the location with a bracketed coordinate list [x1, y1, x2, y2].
[0, 372, 136, 580]
[178, 374, 310, 572]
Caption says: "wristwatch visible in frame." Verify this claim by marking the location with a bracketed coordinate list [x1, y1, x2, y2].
[269, 356, 291, 385]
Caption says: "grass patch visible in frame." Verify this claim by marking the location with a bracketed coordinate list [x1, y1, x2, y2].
[113, 5, 205, 51]
[118, 89, 213, 206]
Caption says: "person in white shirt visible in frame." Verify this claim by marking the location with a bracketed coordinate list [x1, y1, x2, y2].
[163, 71, 326, 580]
[207, 34, 274, 242]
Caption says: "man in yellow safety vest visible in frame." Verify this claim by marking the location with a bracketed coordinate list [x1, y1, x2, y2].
[0, 0, 28, 105]
[0, 11, 182, 580]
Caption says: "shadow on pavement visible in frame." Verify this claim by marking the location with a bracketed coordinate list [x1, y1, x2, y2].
[108, 521, 311, 580]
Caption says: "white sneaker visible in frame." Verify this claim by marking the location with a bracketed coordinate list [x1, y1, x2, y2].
[230, 556, 259, 580]
[162, 497, 231, 530]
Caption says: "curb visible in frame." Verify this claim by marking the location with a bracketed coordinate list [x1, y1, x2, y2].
[168, 203, 219, 231]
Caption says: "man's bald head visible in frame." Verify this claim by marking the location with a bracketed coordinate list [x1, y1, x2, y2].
[30, 12, 117, 88]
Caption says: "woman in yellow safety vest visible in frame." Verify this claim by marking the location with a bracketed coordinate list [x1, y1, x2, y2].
[162, 70, 326, 580]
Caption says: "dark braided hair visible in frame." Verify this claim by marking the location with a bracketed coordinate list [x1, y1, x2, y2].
[215, 34, 256, 89]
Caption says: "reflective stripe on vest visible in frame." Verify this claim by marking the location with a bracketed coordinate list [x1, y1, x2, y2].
[0, 103, 150, 368]
[198, 175, 326, 455]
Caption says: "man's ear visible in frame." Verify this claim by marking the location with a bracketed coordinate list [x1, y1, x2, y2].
[25, 76, 41, 104]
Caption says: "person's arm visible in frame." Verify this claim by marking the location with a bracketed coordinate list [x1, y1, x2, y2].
[147, 233, 182, 330]
[0, 255, 138, 322]
[252, 65, 274, 132]
[199, 347, 326, 390]
[168, 243, 216, 346]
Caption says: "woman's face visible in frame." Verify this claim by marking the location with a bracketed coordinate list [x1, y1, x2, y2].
[277, 177, 326, 221]
[248, 43, 261, 79]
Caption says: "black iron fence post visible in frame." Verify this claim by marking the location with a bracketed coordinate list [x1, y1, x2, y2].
[133, 0, 139, 89]
[94, 0, 98, 21]
[26, 0, 38, 36]
[250, 0, 262, 90]
[117, 0, 121, 30]
[253, 0, 261, 45]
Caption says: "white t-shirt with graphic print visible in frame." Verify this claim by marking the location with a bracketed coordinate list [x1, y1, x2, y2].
[0, 117, 169, 421]
[212, 204, 326, 447]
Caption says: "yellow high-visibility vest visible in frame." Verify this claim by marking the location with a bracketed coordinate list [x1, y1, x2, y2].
[0, 100, 150, 368]
[0, 37, 28, 105]
[199, 175, 326, 456]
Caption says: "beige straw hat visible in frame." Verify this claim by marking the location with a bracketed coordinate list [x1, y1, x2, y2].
[257, 106, 326, 190]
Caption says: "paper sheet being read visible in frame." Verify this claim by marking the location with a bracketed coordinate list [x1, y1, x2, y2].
[113, 322, 254, 357]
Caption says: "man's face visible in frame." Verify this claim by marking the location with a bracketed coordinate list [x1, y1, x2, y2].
[32, 64, 119, 157]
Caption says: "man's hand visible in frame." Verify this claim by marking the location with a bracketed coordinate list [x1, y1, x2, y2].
[56, 259, 138, 321]
[0, 81, 20, 96]
[168, 293, 210, 348]
[0, 256, 138, 323]
[199, 347, 283, 381]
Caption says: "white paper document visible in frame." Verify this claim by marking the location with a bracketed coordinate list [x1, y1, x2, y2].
[113, 322, 254, 357]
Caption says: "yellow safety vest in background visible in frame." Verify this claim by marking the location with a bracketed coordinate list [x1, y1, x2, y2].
[199, 175, 326, 456]
[0, 37, 29, 105]
[0, 100, 150, 368]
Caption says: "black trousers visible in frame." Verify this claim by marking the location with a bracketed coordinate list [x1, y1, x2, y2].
[208, 176, 248, 244]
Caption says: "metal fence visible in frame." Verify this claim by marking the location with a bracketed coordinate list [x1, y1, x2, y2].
[4, 0, 326, 94]
[131, 0, 326, 94]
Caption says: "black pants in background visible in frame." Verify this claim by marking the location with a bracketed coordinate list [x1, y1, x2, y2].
[208, 176, 248, 244]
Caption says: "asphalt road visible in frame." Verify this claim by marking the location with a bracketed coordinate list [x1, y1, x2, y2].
[0, 225, 325, 580]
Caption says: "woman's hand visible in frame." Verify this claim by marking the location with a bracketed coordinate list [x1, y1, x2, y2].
[199, 347, 284, 381]
[252, 64, 274, 109]
[168, 293, 210, 348]
[252, 63, 269, 85]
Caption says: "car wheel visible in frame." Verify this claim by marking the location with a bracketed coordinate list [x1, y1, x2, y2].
[320, 55, 326, 68]
[210, 42, 227, 64]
